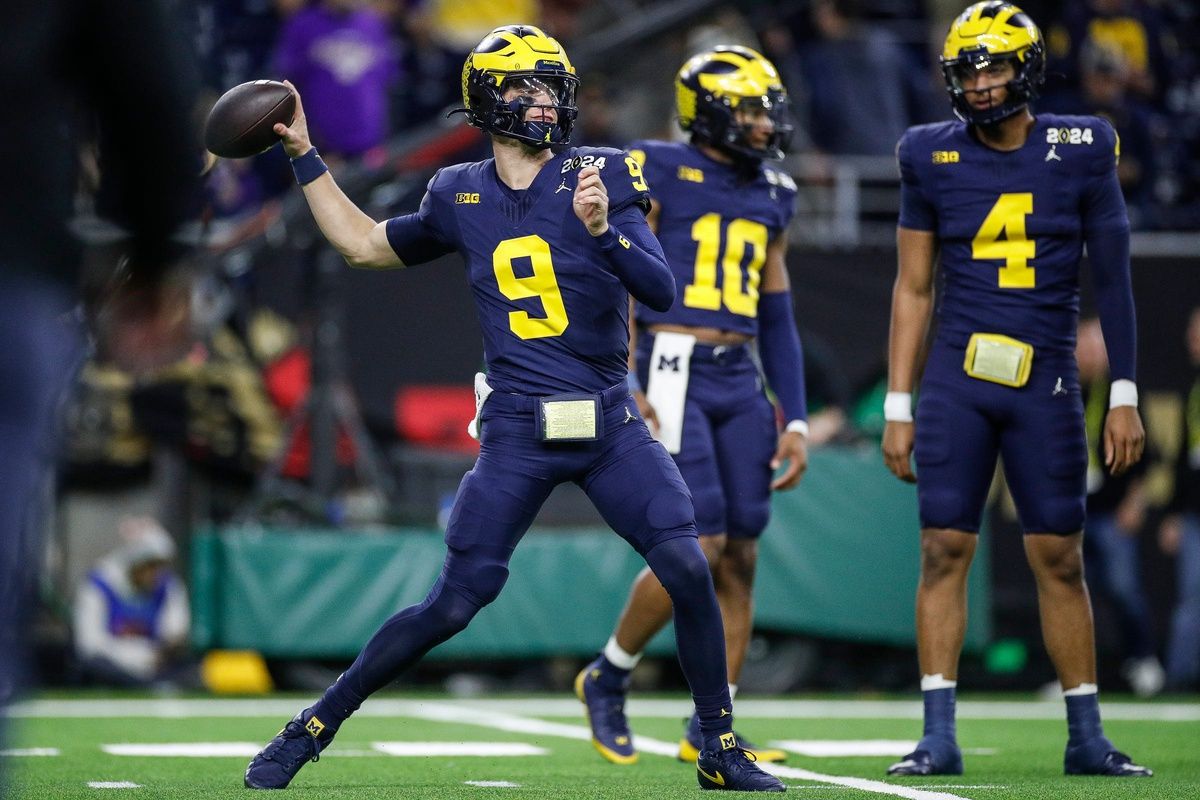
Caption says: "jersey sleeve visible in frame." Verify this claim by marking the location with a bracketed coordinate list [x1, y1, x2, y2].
[599, 147, 652, 216]
[897, 130, 936, 231]
[384, 169, 456, 265]
[1081, 118, 1130, 236]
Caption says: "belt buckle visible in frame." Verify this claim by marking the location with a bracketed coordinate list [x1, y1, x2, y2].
[537, 393, 601, 442]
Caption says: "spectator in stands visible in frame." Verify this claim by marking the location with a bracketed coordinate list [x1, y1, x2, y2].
[274, 0, 399, 161]
[798, 0, 942, 155]
[1159, 305, 1200, 690]
[1076, 318, 1163, 696]
[1046, 0, 1174, 108]
[73, 517, 191, 687]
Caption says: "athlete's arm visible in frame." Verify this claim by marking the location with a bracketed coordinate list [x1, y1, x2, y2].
[1084, 123, 1144, 475]
[274, 83, 404, 269]
[882, 226, 937, 483]
[758, 231, 808, 490]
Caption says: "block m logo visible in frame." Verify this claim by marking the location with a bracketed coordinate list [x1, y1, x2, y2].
[657, 355, 681, 372]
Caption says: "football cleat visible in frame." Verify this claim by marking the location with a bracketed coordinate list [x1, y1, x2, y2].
[696, 732, 786, 792]
[886, 736, 963, 776]
[1064, 736, 1153, 777]
[679, 711, 787, 763]
[244, 710, 330, 789]
[575, 657, 637, 764]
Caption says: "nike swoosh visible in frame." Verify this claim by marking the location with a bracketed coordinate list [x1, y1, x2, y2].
[697, 766, 725, 786]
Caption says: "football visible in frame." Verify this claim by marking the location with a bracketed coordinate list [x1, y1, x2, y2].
[203, 80, 296, 159]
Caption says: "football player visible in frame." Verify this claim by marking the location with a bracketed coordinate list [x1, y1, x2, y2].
[243, 25, 784, 792]
[575, 46, 806, 766]
[882, 2, 1150, 778]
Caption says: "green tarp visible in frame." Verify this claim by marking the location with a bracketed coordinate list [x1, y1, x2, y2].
[192, 448, 990, 658]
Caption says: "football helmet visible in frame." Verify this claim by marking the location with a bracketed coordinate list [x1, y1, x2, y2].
[454, 24, 579, 148]
[940, 2, 1045, 125]
[675, 45, 793, 162]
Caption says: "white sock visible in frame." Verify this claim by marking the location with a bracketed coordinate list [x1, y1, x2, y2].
[603, 636, 642, 670]
[920, 673, 958, 691]
[729, 684, 738, 701]
[1062, 682, 1098, 697]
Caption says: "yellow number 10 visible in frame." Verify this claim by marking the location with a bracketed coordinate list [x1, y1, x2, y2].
[684, 213, 768, 317]
[493, 235, 569, 339]
[972, 192, 1036, 288]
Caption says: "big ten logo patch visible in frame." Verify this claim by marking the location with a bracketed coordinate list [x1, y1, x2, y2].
[455, 193, 481, 204]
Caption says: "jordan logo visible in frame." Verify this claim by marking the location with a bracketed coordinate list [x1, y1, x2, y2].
[555, 178, 570, 193]
[1052, 377, 1066, 396]
[624, 406, 635, 424]
[1045, 144, 1062, 162]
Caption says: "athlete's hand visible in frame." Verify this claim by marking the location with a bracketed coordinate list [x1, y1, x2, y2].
[1104, 405, 1145, 477]
[771, 430, 808, 491]
[574, 166, 609, 236]
[633, 389, 659, 436]
[273, 80, 313, 159]
[882, 421, 917, 483]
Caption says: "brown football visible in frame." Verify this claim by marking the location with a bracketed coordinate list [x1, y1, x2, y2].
[204, 80, 296, 159]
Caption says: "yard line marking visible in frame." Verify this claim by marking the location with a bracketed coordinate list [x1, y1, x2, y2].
[12, 697, 1200, 722]
[464, 781, 521, 788]
[0, 748, 59, 757]
[772, 742, 996, 758]
[87, 781, 141, 789]
[103, 743, 261, 758]
[404, 703, 974, 800]
[372, 742, 546, 757]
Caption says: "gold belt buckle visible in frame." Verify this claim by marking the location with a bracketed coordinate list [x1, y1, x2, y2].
[538, 395, 601, 441]
[963, 333, 1033, 388]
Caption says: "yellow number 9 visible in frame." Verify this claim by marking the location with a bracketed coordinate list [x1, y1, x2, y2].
[492, 235, 570, 339]
[625, 155, 649, 192]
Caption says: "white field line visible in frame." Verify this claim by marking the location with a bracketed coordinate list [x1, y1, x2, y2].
[464, 781, 521, 788]
[372, 742, 546, 757]
[0, 748, 60, 757]
[87, 781, 141, 789]
[406, 702, 975, 800]
[772, 742, 996, 758]
[11, 697, 1200, 722]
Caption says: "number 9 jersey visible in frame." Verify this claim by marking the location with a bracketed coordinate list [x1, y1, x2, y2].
[898, 113, 1128, 356]
[628, 140, 797, 333]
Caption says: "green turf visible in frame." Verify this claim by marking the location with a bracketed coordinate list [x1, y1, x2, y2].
[5, 694, 1198, 799]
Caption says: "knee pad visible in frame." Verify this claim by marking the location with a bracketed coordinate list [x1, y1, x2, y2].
[645, 536, 713, 605]
[919, 487, 975, 532]
[442, 545, 511, 608]
[726, 500, 769, 539]
[1031, 497, 1085, 535]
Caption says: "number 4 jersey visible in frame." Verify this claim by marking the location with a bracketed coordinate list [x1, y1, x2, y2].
[898, 113, 1129, 355]
[627, 141, 797, 334]
[385, 146, 654, 396]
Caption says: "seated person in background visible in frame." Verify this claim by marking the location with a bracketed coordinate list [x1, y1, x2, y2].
[73, 517, 190, 687]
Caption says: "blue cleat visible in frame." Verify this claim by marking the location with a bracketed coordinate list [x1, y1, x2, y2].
[244, 709, 331, 789]
[575, 657, 637, 764]
[886, 736, 963, 776]
[1064, 736, 1152, 777]
[679, 711, 787, 764]
[696, 732, 786, 792]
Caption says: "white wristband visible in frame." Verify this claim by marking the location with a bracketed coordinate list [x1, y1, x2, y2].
[785, 419, 809, 437]
[884, 391, 914, 423]
[1109, 379, 1138, 409]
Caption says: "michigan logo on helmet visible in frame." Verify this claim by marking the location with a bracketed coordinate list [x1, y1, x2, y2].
[453, 24, 579, 149]
[675, 45, 794, 163]
[940, 2, 1045, 125]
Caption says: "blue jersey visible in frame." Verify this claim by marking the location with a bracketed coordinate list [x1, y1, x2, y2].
[898, 114, 1128, 355]
[386, 146, 652, 395]
[628, 141, 797, 336]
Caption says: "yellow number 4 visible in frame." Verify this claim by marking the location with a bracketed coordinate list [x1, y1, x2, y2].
[973, 192, 1036, 288]
[492, 235, 569, 339]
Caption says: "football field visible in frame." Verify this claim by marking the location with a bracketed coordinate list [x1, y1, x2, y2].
[5, 694, 1198, 799]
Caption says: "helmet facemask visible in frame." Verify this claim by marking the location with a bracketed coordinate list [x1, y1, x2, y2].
[941, 48, 1042, 125]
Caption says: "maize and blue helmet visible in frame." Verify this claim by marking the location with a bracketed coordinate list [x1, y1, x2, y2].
[675, 45, 794, 163]
[455, 25, 579, 149]
[941, 2, 1045, 126]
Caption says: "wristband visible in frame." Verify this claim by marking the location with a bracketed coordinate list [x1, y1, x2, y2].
[1109, 379, 1138, 409]
[625, 371, 641, 393]
[884, 391, 914, 423]
[785, 419, 809, 437]
[291, 147, 329, 186]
